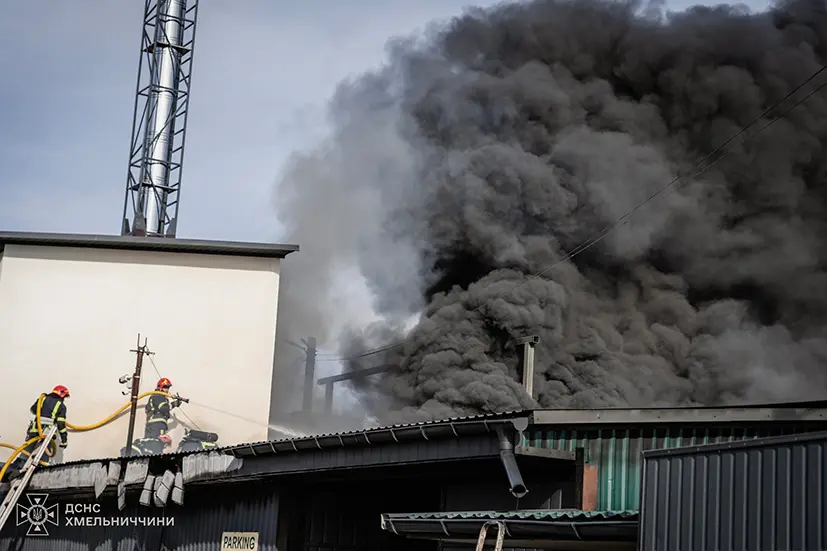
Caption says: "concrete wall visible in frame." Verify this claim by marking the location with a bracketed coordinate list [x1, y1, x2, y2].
[0, 244, 282, 462]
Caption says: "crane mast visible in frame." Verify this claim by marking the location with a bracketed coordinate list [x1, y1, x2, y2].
[122, 0, 199, 237]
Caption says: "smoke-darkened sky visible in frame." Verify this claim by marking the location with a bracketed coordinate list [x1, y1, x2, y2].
[275, 0, 827, 422]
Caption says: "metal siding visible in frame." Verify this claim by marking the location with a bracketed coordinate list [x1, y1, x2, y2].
[639, 432, 827, 551]
[0, 483, 279, 551]
[525, 424, 806, 510]
[165, 484, 279, 551]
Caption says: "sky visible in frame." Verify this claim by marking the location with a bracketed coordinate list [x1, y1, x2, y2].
[0, 0, 773, 245]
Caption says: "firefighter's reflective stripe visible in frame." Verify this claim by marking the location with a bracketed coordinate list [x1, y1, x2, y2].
[30, 401, 63, 428]
[55, 399, 67, 435]
[147, 417, 168, 425]
[146, 395, 171, 419]
[202, 442, 217, 449]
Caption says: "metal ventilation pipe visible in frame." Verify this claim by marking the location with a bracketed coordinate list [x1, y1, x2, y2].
[495, 427, 528, 498]
[142, 0, 186, 235]
[516, 335, 539, 399]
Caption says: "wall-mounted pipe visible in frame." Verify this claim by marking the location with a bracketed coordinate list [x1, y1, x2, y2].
[495, 427, 528, 498]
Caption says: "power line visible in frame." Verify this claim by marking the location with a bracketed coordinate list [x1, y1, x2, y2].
[315, 62, 827, 364]
[146, 352, 203, 431]
[144, 351, 307, 435]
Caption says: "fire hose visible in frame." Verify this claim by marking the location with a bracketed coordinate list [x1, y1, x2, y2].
[0, 391, 180, 482]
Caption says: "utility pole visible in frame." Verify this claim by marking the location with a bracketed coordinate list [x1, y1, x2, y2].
[123, 334, 152, 457]
[302, 337, 317, 413]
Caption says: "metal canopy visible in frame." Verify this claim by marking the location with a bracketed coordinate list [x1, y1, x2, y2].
[380, 510, 640, 550]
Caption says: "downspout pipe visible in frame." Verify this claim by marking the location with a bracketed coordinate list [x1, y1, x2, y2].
[496, 427, 528, 498]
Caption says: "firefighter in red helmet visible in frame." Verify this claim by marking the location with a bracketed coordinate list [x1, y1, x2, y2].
[7, 385, 71, 477]
[144, 377, 181, 439]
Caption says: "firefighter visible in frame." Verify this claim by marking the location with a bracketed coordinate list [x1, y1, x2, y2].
[144, 377, 181, 439]
[9, 385, 70, 473]
[178, 430, 219, 453]
[120, 434, 173, 457]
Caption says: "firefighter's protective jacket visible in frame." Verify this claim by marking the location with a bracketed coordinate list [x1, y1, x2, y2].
[28, 393, 68, 446]
[145, 393, 173, 426]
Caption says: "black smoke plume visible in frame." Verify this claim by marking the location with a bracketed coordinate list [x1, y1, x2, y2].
[274, 0, 827, 423]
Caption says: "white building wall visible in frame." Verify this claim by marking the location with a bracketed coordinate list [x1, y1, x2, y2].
[0, 244, 282, 463]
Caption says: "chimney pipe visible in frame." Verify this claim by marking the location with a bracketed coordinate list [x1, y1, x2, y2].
[516, 335, 539, 399]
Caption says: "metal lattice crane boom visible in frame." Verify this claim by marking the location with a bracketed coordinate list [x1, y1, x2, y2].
[122, 0, 200, 238]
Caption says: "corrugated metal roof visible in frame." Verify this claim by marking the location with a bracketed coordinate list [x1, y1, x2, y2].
[0, 231, 299, 259]
[388, 510, 639, 522]
[45, 410, 530, 469]
[225, 410, 527, 451]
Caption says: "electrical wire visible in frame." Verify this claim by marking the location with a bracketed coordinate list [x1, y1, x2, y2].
[178, 355, 308, 436]
[146, 352, 307, 436]
[145, 352, 203, 431]
[311, 62, 827, 364]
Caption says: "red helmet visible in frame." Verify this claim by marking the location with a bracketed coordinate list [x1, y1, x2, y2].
[159, 434, 173, 445]
[52, 385, 70, 398]
[156, 378, 172, 390]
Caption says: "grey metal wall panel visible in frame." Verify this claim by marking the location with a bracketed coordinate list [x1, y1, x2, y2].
[639, 431, 827, 551]
[0, 482, 279, 551]
[164, 483, 279, 551]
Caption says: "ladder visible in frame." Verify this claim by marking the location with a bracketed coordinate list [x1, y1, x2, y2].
[475, 520, 506, 551]
[0, 425, 58, 532]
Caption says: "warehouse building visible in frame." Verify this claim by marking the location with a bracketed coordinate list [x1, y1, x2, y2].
[1, 401, 826, 551]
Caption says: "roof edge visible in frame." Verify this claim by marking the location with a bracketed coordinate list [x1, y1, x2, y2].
[531, 401, 827, 426]
[0, 231, 299, 259]
[380, 510, 640, 545]
[642, 429, 827, 458]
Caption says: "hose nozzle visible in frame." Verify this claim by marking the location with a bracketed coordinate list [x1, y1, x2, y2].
[174, 394, 190, 403]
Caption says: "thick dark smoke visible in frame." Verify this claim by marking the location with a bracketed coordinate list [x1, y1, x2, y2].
[275, 0, 827, 423]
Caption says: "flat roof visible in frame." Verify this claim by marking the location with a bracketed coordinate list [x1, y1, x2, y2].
[0, 231, 299, 259]
[530, 399, 827, 425]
